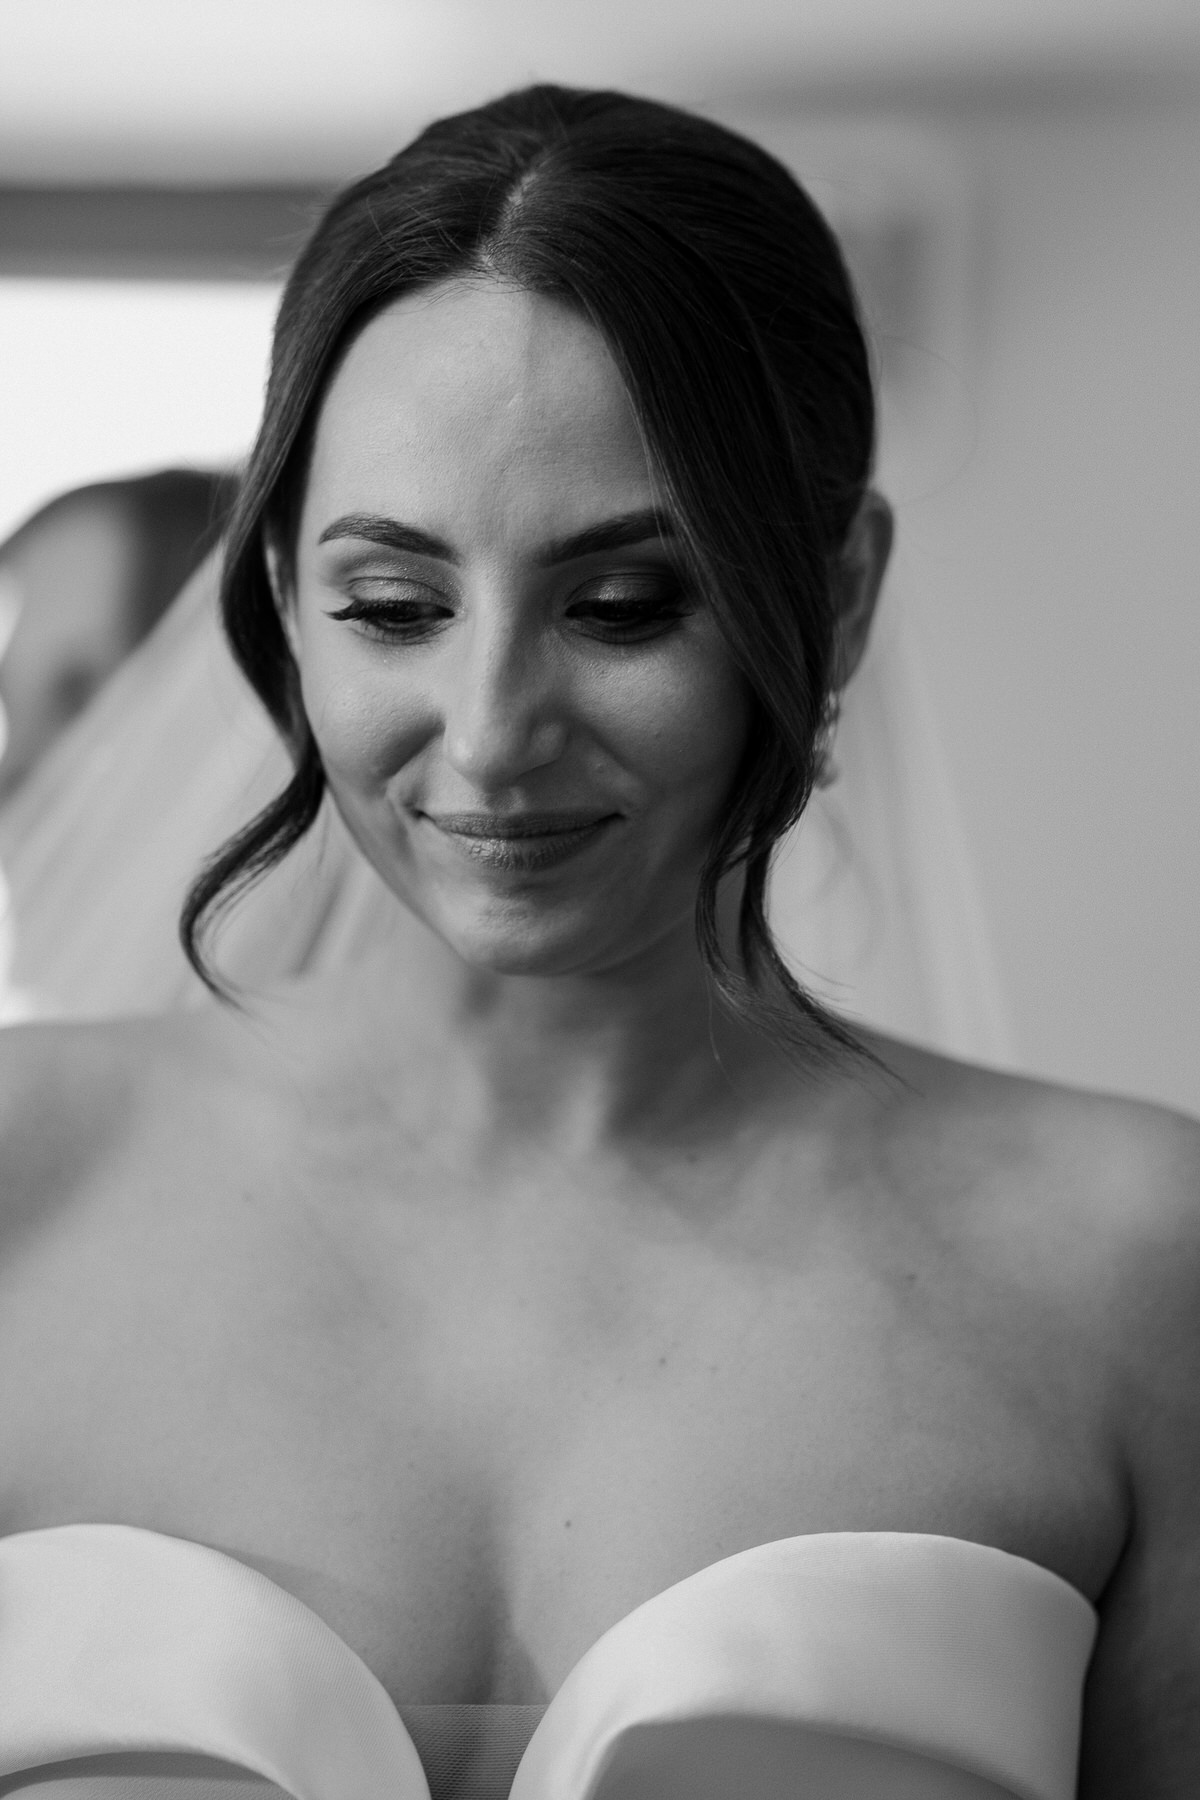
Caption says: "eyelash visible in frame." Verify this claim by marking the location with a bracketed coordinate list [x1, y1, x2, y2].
[325, 596, 448, 645]
[325, 580, 692, 646]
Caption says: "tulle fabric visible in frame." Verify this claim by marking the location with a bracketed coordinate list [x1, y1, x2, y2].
[0, 549, 1015, 1063]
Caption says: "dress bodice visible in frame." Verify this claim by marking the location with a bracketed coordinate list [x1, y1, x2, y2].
[0, 1523, 1096, 1800]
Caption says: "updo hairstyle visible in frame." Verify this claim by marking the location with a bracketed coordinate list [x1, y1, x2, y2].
[182, 84, 879, 1065]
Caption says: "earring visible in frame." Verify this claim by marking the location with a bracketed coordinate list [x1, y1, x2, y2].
[813, 693, 842, 790]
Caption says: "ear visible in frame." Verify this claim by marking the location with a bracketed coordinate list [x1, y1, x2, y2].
[831, 489, 894, 689]
[264, 535, 300, 661]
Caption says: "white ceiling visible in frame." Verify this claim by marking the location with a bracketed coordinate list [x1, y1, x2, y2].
[3, 0, 1199, 183]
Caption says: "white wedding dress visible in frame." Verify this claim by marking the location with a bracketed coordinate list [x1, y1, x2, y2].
[0, 1524, 1094, 1800]
[0, 548, 1015, 1065]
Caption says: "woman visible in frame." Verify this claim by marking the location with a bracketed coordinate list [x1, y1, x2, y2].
[0, 85, 1195, 1800]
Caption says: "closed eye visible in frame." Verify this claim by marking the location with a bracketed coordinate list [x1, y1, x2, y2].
[325, 587, 451, 644]
[324, 574, 694, 646]
[566, 575, 693, 643]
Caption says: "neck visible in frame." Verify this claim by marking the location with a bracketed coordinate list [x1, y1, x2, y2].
[305, 901, 786, 1160]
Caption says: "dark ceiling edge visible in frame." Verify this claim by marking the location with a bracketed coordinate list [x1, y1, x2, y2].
[0, 186, 333, 279]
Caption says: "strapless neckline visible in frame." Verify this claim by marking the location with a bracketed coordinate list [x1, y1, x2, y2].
[0, 1523, 1097, 1800]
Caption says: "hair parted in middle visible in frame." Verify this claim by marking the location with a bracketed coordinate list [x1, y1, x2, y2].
[181, 83, 880, 1067]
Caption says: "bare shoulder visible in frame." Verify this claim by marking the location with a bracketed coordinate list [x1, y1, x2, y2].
[0, 1016, 128, 1160]
[864, 1035, 1200, 1794]
[867, 1033, 1200, 1392]
[859, 1034, 1200, 1453]
[861, 1030, 1200, 1270]
[0, 1012, 225, 1254]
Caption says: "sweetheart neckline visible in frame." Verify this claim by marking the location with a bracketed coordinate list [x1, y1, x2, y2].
[0, 1519, 1096, 1706]
[0, 1523, 1099, 1800]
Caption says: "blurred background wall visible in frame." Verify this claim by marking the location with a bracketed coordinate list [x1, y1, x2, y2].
[1, 0, 1197, 1113]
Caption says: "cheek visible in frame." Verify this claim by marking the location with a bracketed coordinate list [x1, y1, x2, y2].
[296, 650, 427, 788]
[601, 650, 749, 815]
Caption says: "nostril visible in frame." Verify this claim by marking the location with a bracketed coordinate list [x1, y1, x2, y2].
[442, 696, 567, 783]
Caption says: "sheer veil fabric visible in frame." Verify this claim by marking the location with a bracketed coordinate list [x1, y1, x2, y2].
[0, 548, 1015, 1063]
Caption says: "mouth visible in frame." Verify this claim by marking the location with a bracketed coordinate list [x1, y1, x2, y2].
[416, 809, 618, 872]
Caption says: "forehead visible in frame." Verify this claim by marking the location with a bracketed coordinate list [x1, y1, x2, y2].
[303, 278, 654, 530]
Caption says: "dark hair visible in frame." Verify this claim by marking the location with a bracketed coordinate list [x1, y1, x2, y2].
[182, 84, 879, 1065]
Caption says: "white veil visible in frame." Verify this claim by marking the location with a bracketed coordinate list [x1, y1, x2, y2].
[0, 546, 1016, 1066]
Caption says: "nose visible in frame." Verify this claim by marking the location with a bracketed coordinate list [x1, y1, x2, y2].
[439, 607, 567, 788]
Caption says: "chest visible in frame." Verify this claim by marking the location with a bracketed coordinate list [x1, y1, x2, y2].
[0, 1144, 1122, 1708]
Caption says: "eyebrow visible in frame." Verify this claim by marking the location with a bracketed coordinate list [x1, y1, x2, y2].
[315, 507, 676, 567]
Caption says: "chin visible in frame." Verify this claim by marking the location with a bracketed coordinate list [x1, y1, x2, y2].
[418, 887, 637, 981]
[442, 919, 609, 980]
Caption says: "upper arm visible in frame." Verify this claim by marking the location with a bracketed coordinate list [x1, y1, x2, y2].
[1076, 1104, 1200, 1797]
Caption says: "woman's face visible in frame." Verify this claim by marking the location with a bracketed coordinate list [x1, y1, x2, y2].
[287, 277, 750, 980]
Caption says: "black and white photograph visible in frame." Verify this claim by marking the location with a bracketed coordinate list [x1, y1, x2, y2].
[0, 3, 1197, 1795]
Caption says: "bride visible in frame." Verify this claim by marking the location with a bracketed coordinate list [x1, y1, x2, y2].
[0, 85, 1195, 1800]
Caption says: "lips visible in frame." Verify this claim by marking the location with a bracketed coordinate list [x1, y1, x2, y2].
[417, 809, 617, 872]
[422, 810, 614, 839]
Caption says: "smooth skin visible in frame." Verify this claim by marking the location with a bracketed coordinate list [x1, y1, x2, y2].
[0, 278, 1196, 1794]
